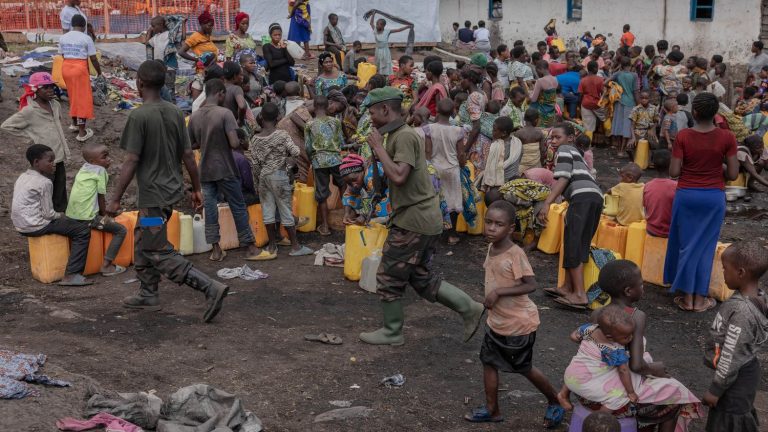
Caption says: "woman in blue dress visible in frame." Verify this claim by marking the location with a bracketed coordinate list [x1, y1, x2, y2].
[287, 0, 314, 60]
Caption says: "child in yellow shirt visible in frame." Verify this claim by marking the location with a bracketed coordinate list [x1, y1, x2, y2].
[609, 163, 645, 226]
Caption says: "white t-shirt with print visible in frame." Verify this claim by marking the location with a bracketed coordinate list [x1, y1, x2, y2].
[59, 30, 96, 60]
[60, 5, 87, 31]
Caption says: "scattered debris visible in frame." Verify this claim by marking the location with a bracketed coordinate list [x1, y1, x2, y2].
[349, 384, 360, 389]
[216, 265, 268, 281]
[380, 374, 405, 388]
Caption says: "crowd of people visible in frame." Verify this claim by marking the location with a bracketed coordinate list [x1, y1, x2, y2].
[2, 5, 768, 431]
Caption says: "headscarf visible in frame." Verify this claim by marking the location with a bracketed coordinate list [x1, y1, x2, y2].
[235, 12, 249, 28]
[197, 9, 214, 26]
[340, 153, 365, 176]
[470, 53, 488, 68]
[327, 89, 348, 109]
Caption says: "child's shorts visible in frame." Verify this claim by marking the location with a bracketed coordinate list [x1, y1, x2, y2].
[313, 165, 343, 202]
[563, 193, 603, 268]
[480, 327, 536, 374]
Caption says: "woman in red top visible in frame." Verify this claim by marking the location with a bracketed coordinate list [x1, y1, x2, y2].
[664, 93, 739, 312]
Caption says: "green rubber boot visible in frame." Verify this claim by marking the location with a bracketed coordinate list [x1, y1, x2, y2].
[436, 282, 485, 342]
[359, 300, 405, 346]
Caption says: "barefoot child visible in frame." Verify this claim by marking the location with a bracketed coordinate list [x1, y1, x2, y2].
[66, 143, 127, 276]
[464, 200, 565, 428]
[607, 163, 645, 226]
[703, 241, 768, 432]
[12, 144, 92, 286]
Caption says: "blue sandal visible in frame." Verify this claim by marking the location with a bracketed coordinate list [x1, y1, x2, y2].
[463, 406, 504, 423]
[543, 404, 566, 429]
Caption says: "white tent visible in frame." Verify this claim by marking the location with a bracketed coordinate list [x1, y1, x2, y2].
[240, 0, 442, 46]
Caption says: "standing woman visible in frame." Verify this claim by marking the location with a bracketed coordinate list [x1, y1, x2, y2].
[263, 23, 296, 83]
[665, 93, 739, 312]
[313, 52, 349, 97]
[606, 56, 639, 155]
[414, 60, 448, 117]
[369, 13, 412, 77]
[225, 12, 256, 62]
[529, 60, 558, 128]
[459, 68, 489, 170]
[179, 9, 218, 62]
[288, 0, 314, 60]
[59, 14, 100, 142]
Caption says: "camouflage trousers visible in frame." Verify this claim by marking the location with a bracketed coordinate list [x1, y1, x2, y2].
[134, 207, 192, 287]
[376, 226, 442, 302]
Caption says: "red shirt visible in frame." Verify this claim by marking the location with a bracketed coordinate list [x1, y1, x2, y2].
[621, 31, 635, 47]
[643, 178, 678, 237]
[672, 128, 738, 190]
[578, 75, 604, 110]
[549, 61, 567, 76]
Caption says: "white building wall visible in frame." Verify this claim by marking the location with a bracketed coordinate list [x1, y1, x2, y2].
[439, 0, 761, 67]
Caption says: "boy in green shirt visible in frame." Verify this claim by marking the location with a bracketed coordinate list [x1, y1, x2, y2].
[66, 143, 127, 276]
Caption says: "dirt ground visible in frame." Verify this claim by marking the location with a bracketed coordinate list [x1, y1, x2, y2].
[0, 52, 767, 432]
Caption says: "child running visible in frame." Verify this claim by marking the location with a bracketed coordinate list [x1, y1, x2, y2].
[607, 163, 645, 226]
[703, 241, 768, 432]
[464, 200, 565, 428]
[66, 143, 127, 276]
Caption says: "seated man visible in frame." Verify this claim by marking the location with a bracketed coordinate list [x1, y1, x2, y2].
[12, 144, 92, 286]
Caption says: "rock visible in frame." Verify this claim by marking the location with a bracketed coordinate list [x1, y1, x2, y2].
[314, 406, 372, 423]
[49, 309, 83, 320]
[329, 400, 352, 408]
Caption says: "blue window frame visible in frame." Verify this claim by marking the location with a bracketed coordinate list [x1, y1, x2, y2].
[691, 0, 714, 21]
[567, 0, 582, 21]
[489, 0, 503, 19]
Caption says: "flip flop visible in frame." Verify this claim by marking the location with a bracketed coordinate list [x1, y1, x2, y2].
[543, 287, 565, 298]
[101, 265, 127, 277]
[674, 296, 694, 312]
[277, 238, 292, 246]
[68, 125, 79, 132]
[543, 404, 566, 429]
[295, 216, 310, 228]
[247, 250, 277, 261]
[317, 226, 331, 236]
[289, 245, 314, 257]
[553, 296, 588, 310]
[58, 274, 94, 286]
[209, 250, 227, 262]
[75, 128, 94, 142]
[304, 333, 343, 345]
[694, 297, 717, 313]
[463, 406, 504, 423]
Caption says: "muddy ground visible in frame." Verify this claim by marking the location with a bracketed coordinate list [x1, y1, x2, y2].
[0, 49, 767, 432]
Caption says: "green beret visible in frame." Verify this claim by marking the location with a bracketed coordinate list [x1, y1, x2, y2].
[365, 87, 404, 108]
[470, 53, 488, 68]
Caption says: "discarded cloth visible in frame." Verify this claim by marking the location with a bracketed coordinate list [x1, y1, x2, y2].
[56, 412, 143, 432]
[157, 384, 262, 432]
[216, 265, 268, 281]
[380, 374, 405, 387]
[586, 248, 619, 307]
[0, 349, 71, 399]
[85, 388, 162, 429]
[313, 243, 345, 267]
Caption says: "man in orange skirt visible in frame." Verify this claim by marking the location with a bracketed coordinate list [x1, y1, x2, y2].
[59, 14, 101, 142]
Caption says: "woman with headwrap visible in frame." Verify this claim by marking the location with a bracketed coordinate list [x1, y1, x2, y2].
[313, 52, 350, 97]
[179, 9, 218, 62]
[288, 0, 314, 60]
[225, 12, 257, 62]
[263, 23, 296, 83]
[340, 153, 391, 224]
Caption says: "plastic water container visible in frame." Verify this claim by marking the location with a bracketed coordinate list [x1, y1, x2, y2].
[192, 214, 213, 254]
[641, 233, 669, 286]
[104, 211, 137, 267]
[603, 194, 619, 216]
[624, 221, 647, 267]
[556, 244, 620, 310]
[286, 40, 305, 59]
[52, 55, 66, 89]
[247, 204, 270, 247]
[603, 118, 612, 132]
[633, 139, 650, 170]
[83, 229, 104, 276]
[359, 250, 382, 293]
[537, 202, 568, 254]
[709, 242, 734, 302]
[295, 183, 318, 233]
[179, 214, 194, 256]
[344, 223, 388, 281]
[356, 62, 377, 89]
[216, 204, 240, 250]
[569, 404, 637, 432]
[28, 234, 70, 283]
[455, 213, 468, 233]
[167, 210, 181, 251]
[594, 218, 628, 257]
[726, 173, 747, 187]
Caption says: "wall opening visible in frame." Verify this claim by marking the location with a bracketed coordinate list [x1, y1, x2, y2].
[690, 0, 714, 21]
[567, 0, 583, 21]
[489, 0, 503, 20]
